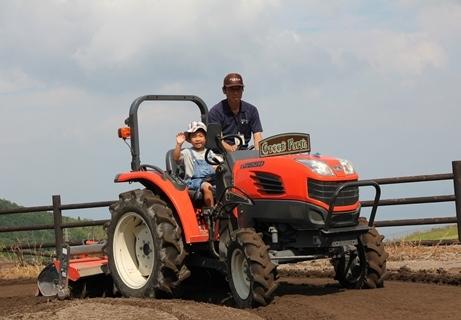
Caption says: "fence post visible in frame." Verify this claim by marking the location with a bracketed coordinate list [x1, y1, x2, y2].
[452, 161, 461, 241]
[52, 195, 63, 278]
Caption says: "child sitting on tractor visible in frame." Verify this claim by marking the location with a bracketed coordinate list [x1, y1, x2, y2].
[173, 121, 217, 207]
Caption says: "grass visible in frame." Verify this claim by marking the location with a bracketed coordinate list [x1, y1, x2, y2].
[403, 225, 458, 241]
[0, 246, 52, 280]
[0, 262, 42, 280]
[385, 241, 460, 261]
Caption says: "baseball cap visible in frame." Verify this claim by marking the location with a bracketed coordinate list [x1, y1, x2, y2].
[186, 121, 207, 134]
[223, 73, 244, 88]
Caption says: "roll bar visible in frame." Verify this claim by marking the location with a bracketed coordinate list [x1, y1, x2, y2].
[124, 95, 209, 171]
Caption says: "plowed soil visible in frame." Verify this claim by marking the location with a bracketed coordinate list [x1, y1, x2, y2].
[1, 249, 461, 320]
[1, 275, 461, 320]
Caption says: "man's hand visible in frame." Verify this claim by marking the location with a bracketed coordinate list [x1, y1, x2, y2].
[253, 132, 262, 150]
[176, 132, 186, 146]
[222, 140, 238, 152]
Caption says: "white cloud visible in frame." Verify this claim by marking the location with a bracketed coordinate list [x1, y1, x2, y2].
[305, 29, 447, 77]
[416, 2, 461, 47]
[0, 68, 43, 94]
[70, 0, 281, 71]
[355, 31, 446, 75]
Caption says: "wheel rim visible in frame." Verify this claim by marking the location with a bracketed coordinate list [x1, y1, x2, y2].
[113, 212, 155, 289]
[231, 248, 251, 299]
[343, 249, 363, 283]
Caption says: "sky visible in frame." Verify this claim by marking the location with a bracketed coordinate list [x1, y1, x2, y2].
[1, 0, 460, 238]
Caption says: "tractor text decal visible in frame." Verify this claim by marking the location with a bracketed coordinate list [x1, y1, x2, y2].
[240, 161, 265, 169]
[258, 133, 311, 158]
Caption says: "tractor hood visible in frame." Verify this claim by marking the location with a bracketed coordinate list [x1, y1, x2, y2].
[231, 133, 359, 212]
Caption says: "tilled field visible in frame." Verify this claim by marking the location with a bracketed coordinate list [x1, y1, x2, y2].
[1, 245, 461, 320]
[1, 275, 461, 320]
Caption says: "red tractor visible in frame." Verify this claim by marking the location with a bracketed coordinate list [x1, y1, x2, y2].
[38, 95, 388, 308]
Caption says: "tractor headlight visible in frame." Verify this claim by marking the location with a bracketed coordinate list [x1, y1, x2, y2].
[296, 159, 334, 176]
[339, 159, 355, 174]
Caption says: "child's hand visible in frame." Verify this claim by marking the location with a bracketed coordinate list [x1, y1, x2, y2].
[176, 132, 186, 146]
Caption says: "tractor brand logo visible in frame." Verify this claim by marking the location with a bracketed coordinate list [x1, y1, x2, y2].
[240, 161, 265, 169]
[258, 133, 311, 158]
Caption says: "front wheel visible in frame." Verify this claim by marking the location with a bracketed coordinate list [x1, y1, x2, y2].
[333, 221, 388, 289]
[361, 224, 388, 288]
[107, 189, 190, 298]
[227, 228, 278, 308]
[333, 243, 367, 289]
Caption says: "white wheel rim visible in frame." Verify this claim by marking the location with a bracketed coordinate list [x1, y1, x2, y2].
[231, 248, 251, 299]
[113, 212, 155, 289]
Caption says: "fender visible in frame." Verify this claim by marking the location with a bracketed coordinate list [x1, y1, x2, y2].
[115, 171, 209, 243]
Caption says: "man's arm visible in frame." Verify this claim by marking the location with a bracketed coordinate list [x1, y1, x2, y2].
[253, 132, 263, 150]
[248, 104, 263, 150]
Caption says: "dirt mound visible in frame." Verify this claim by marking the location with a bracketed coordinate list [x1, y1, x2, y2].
[386, 266, 461, 286]
[278, 262, 461, 287]
[0, 300, 262, 320]
[1, 302, 177, 320]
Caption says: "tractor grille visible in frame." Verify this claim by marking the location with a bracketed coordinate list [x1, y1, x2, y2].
[251, 172, 285, 195]
[308, 179, 359, 206]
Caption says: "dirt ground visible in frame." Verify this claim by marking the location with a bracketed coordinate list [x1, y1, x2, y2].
[1, 246, 461, 320]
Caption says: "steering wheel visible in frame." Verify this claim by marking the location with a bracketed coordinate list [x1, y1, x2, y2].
[205, 148, 222, 165]
[222, 134, 244, 150]
[205, 134, 245, 165]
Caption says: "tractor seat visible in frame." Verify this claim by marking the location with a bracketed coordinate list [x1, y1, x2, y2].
[165, 149, 184, 178]
[165, 149, 203, 203]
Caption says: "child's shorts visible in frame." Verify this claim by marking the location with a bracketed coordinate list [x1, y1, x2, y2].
[187, 178, 204, 191]
[186, 175, 216, 191]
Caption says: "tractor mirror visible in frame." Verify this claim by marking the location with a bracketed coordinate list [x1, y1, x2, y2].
[205, 122, 223, 151]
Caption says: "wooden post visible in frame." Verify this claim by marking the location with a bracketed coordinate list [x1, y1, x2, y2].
[52, 195, 63, 282]
[451, 161, 461, 241]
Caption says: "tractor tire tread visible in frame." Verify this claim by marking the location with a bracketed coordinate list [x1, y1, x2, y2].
[360, 222, 388, 289]
[231, 228, 278, 307]
[107, 189, 189, 298]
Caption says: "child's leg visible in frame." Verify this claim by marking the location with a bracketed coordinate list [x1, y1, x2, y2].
[201, 181, 214, 207]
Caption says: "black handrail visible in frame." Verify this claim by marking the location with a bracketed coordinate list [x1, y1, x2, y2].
[125, 95, 208, 171]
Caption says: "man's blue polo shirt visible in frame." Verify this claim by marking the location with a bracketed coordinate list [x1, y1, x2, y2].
[208, 99, 263, 146]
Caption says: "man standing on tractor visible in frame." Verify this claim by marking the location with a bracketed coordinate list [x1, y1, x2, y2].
[173, 121, 216, 207]
[208, 73, 263, 151]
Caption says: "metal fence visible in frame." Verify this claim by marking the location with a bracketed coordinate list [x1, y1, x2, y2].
[1, 161, 461, 254]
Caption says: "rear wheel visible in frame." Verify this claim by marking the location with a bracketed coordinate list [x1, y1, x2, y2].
[227, 228, 278, 308]
[107, 189, 190, 297]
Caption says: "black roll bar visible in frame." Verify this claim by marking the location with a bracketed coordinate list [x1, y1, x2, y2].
[125, 95, 209, 171]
